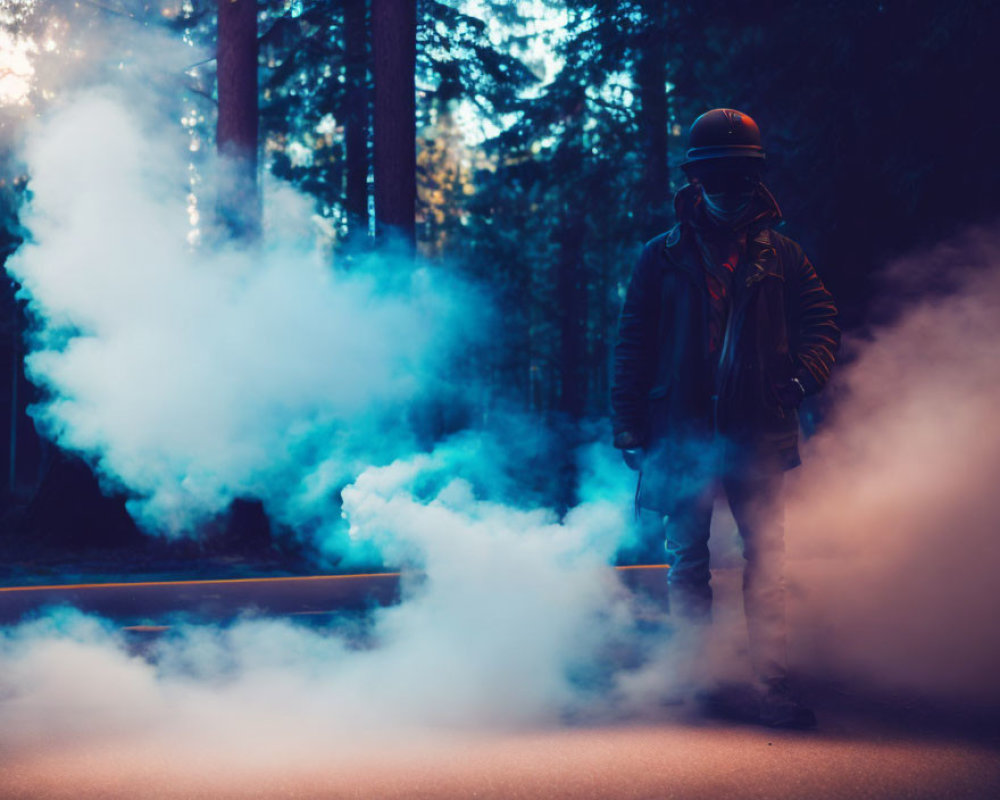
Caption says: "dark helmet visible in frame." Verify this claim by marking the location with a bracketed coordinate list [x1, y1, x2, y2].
[682, 108, 766, 168]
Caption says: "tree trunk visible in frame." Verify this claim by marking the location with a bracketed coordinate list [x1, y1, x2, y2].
[371, 0, 416, 253]
[343, 0, 370, 248]
[216, 0, 260, 241]
[217, 0, 269, 547]
[556, 203, 587, 420]
[636, 0, 670, 237]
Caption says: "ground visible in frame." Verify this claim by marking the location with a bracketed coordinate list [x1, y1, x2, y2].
[2, 711, 998, 799]
[1, 569, 998, 799]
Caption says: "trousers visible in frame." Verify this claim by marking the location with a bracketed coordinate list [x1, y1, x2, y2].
[663, 442, 790, 685]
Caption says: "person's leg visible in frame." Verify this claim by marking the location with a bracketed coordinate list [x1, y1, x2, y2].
[723, 459, 788, 685]
[663, 480, 716, 623]
[724, 454, 815, 728]
[656, 480, 716, 702]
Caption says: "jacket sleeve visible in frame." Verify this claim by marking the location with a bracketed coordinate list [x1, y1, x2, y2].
[611, 242, 659, 442]
[787, 246, 840, 395]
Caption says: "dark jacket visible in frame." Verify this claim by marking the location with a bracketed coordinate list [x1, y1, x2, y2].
[611, 183, 840, 512]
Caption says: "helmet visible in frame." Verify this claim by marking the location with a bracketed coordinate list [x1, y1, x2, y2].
[682, 108, 766, 168]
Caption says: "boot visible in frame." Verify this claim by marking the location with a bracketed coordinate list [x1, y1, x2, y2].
[758, 678, 816, 730]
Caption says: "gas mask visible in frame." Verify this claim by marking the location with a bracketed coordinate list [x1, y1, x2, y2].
[696, 170, 760, 224]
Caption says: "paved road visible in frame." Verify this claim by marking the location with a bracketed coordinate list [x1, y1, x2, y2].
[0, 571, 405, 624]
[0, 565, 670, 625]
[1, 567, 997, 799]
[1, 711, 998, 799]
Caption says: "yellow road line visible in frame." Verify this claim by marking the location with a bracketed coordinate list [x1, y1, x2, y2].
[0, 565, 669, 594]
[0, 572, 403, 593]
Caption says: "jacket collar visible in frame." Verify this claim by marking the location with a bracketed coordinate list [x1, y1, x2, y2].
[664, 182, 783, 280]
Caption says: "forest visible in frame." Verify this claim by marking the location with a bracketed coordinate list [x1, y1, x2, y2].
[0, 0, 997, 570]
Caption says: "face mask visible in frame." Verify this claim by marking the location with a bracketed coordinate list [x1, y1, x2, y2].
[702, 186, 755, 222]
[695, 170, 759, 223]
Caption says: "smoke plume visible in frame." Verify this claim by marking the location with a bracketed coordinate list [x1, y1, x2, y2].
[1, 12, 999, 794]
[2, 22, 644, 765]
[0, 435, 633, 748]
[785, 224, 1000, 706]
[8, 88, 480, 555]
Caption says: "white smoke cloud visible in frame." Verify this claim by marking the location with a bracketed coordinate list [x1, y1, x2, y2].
[0, 436, 637, 778]
[3, 11, 1000, 795]
[0, 19, 657, 777]
[8, 88, 480, 547]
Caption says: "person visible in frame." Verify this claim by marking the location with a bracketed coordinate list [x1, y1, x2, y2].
[611, 108, 839, 729]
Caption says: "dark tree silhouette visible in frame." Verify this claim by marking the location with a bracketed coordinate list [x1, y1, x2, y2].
[636, 0, 671, 235]
[344, 0, 371, 246]
[217, 0, 260, 240]
[372, 0, 417, 252]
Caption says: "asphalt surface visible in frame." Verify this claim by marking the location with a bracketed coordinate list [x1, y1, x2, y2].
[0, 571, 404, 624]
[1, 567, 998, 799]
[0, 565, 669, 624]
[1, 714, 998, 799]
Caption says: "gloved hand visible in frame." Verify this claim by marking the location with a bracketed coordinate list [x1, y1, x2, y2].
[774, 377, 806, 411]
[614, 430, 642, 449]
[622, 448, 644, 471]
[613, 430, 644, 471]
